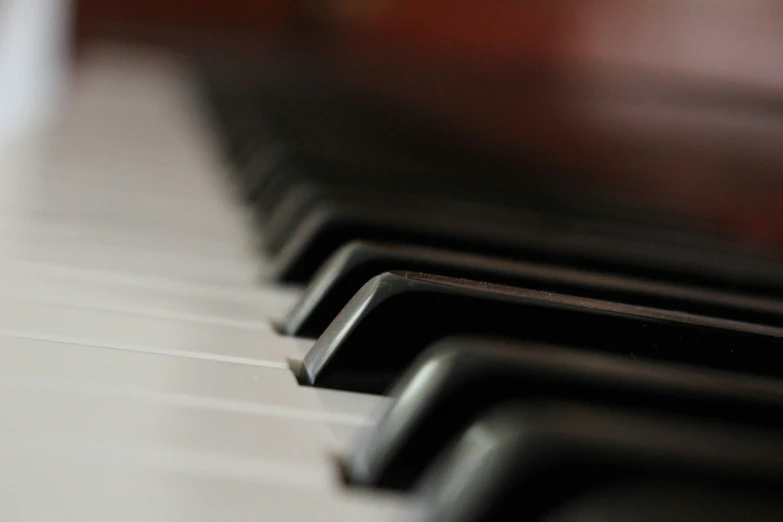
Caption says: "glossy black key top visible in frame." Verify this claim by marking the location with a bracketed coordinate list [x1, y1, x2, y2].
[285, 241, 783, 338]
[299, 271, 783, 394]
[538, 481, 783, 522]
[271, 186, 783, 292]
[252, 150, 462, 222]
[348, 336, 783, 489]
[264, 181, 531, 257]
[415, 401, 783, 522]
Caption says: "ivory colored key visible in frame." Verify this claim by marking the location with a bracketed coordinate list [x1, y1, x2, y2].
[2, 388, 343, 472]
[0, 300, 294, 363]
[0, 271, 295, 325]
[0, 238, 262, 286]
[0, 336, 387, 422]
[1, 447, 409, 522]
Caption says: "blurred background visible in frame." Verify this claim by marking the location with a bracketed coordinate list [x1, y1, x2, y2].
[1, 0, 781, 251]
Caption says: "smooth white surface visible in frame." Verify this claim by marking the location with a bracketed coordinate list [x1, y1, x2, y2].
[0, 270, 296, 325]
[0, 44, 402, 521]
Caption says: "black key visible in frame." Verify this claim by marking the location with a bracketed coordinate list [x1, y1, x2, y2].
[257, 178, 452, 253]
[270, 192, 517, 282]
[538, 481, 783, 522]
[347, 336, 783, 489]
[235, 140, 291, 203]
[199, 67, 783, 294]
[251, 149, 465, 222]
[261, 175, 533, 256]
[415, 401, 783, 522]
[299, 271, 783, 394]
[208, 79, 487, 212]
[285, 241, 783, 338]
[270, 186, 783, 293]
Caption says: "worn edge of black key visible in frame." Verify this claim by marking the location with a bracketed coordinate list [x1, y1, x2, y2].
[346, 335, 783, 489]
[284, 240, 783, 338]
[417, 400, 783, 522]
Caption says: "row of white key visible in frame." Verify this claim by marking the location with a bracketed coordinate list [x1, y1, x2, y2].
[0, 43, 408, 521]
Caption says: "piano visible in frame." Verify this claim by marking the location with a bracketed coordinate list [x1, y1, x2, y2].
[2, 2, 783, 520]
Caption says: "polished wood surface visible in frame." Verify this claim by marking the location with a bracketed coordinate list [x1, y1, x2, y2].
[73, 0, 783, 251]
[74, 0, 300, 47]
[321, 1, 783, 249]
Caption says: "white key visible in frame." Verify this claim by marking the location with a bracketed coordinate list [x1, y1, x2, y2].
[1, 387, 349, 473]
[0, 336, 388, 422]
[0, 260, 293, 305]
[0, 221, 256, 262]
[0, 272, 295, 325]
[1, 449, 409, 522]
[0, 41, 404, 522]
[0, 300, 297, 363]
[0, 238, 261, 285]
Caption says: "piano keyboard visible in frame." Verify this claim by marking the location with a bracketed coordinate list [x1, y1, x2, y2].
[0, 45, 404, 522]
[3, 43, 783, 521]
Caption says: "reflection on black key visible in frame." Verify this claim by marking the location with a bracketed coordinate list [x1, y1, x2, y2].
[416, 401, 783, 522]
[348, 336, 783, 490]
[299, 271, 783, 394]
[285, 241, 783, 338]
[540, 481, 783, 522]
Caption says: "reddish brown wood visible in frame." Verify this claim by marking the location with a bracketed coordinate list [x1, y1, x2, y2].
[69, 0, 783, 251]
[73, 0, 300, 51]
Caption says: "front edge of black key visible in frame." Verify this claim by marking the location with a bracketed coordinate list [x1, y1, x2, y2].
[416, 401, 783, 522]
[284, 240, 783, 338]
[347, 336, 783, 490]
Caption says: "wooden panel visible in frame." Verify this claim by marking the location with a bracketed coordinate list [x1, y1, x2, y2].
[74, 0, 302, 47]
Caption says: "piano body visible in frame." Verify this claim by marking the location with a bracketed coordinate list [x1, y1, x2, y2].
[2, 1, 783, 520]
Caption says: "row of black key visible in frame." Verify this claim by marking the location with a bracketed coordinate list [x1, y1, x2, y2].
[200, 70, 783, 521]
[200, 62, 783, 295]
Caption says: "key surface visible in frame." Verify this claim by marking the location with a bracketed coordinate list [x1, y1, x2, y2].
[271, 188, 783, 293]
[0, 272, 294, 326]
[415, 401, 783, 522]
[0, 44, 405, 522]
[0, 336, 387, 422]
[538, 480, 783, 522]
[2, 387, 346, 474]
[300, 271, 783, 394]
[1, 441, 408, 522]
[348, 336, 783, 489]
[0, 300, 292, 364]
[284, 241, 783, 338]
